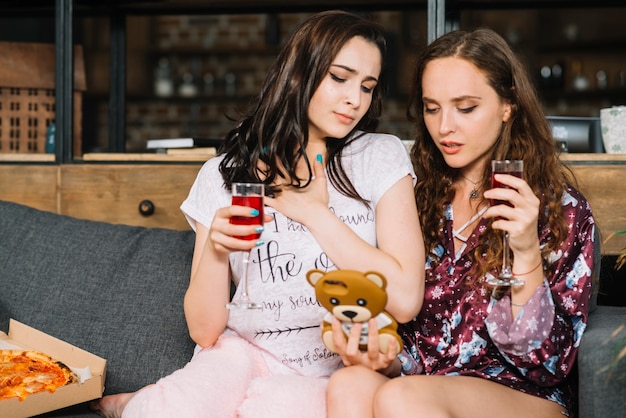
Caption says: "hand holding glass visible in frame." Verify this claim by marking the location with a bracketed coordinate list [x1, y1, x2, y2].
[226, 182, 264, 309]
[486, 160, 525, 287]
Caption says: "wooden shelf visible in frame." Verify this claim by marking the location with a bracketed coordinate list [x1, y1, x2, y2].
[82, 152, 213, 162]
[0, 154, 56, 163]
[560, 153, 626, 163]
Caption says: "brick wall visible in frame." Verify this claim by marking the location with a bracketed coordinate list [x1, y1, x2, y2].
[85, 12, 424, 152]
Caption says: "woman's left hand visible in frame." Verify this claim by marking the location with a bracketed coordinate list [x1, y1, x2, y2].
[264, 156, 329, 225]
[483, 173, 540, 255]
[330, 317, 399, 374]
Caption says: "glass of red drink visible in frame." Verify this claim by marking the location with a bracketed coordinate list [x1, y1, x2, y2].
[486, 160, 525, 287]
[226, 182, 264, 309]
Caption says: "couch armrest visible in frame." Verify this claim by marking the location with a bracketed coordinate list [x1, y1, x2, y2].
[578, 305, 626, 418]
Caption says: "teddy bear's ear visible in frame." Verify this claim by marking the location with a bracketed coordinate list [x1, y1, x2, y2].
[363, 271, 387, 289]
[306, 269, 326, 286]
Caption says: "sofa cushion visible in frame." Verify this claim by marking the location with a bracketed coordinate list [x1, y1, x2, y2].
[0, 200, 196, 396]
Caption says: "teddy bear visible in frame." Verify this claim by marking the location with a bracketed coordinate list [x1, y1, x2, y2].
[306, 269, 402, 355]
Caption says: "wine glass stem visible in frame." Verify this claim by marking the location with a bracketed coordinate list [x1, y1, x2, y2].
[502, 232, 513, 277]
[239, 250, 252, 301]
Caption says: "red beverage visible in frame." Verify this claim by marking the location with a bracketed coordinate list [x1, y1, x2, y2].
[490, 170, 522, 207]
[230, 195, 264, 240]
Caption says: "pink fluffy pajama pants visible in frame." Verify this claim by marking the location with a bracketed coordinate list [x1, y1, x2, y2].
[122, 333, 328, 418]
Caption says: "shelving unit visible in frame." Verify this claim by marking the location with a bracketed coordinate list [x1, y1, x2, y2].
[0, 0, 625, 254]
[1, 0, 625, 161]
[0, 0, 430, 162]
[81, 2, 428, 154]
[451, 1, 626, 117]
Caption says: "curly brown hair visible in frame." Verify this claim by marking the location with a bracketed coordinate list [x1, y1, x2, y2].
[407, 28, 576, 283]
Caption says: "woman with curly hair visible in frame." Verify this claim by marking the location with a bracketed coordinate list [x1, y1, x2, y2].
[327, 27, 596, 418]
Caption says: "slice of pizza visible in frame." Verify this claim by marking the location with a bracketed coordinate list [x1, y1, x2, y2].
[0, 349, 78, 401]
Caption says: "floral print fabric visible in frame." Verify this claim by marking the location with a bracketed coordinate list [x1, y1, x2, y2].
[398, 185, 596, 413]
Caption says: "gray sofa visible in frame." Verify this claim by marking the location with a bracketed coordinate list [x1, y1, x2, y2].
[0, 200, 196, 417]
[0, 199, 624, 417]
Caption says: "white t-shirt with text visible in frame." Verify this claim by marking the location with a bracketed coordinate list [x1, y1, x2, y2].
[180, 132, 415, 378]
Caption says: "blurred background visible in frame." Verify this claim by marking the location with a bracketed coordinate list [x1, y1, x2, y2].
[0, 0, 624, 154]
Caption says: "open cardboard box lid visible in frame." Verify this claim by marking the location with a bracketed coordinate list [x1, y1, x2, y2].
[0, 319, 106, 418]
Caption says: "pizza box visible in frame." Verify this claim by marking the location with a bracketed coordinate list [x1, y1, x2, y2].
[0, 319, 107, 418]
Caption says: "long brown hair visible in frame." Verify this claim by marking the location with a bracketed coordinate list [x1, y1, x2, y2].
[219, 10, 387, 202]
[407, 28, 574, 281]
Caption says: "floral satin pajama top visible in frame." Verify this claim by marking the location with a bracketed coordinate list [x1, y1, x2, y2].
[398, 185, 596, 415]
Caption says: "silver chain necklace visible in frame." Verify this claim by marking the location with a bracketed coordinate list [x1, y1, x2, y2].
[462, 175, 480, 200]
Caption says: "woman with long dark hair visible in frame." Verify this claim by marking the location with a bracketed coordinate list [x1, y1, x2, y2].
[93, 10, 424, 418]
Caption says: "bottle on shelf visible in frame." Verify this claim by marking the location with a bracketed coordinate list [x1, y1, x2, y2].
[551, 62, 564, 89]
[178, 72, 199, 97]
[203, 72, 215, 95]
[224, 72, 237, 96]
[154, 58, 174, 98]
[571, 60, 589, 92]
[596, 70, 608, 90]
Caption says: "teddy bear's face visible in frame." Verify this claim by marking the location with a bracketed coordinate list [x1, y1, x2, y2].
[307, 269, 388, 323]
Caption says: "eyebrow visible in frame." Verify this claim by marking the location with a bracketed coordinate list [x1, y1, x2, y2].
[331, 64, 379, 83]
[423, 95, 481, 103]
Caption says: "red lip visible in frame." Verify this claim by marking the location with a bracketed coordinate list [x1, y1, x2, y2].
[440, 141, 463, 155]
[335, 112, 355, 124]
